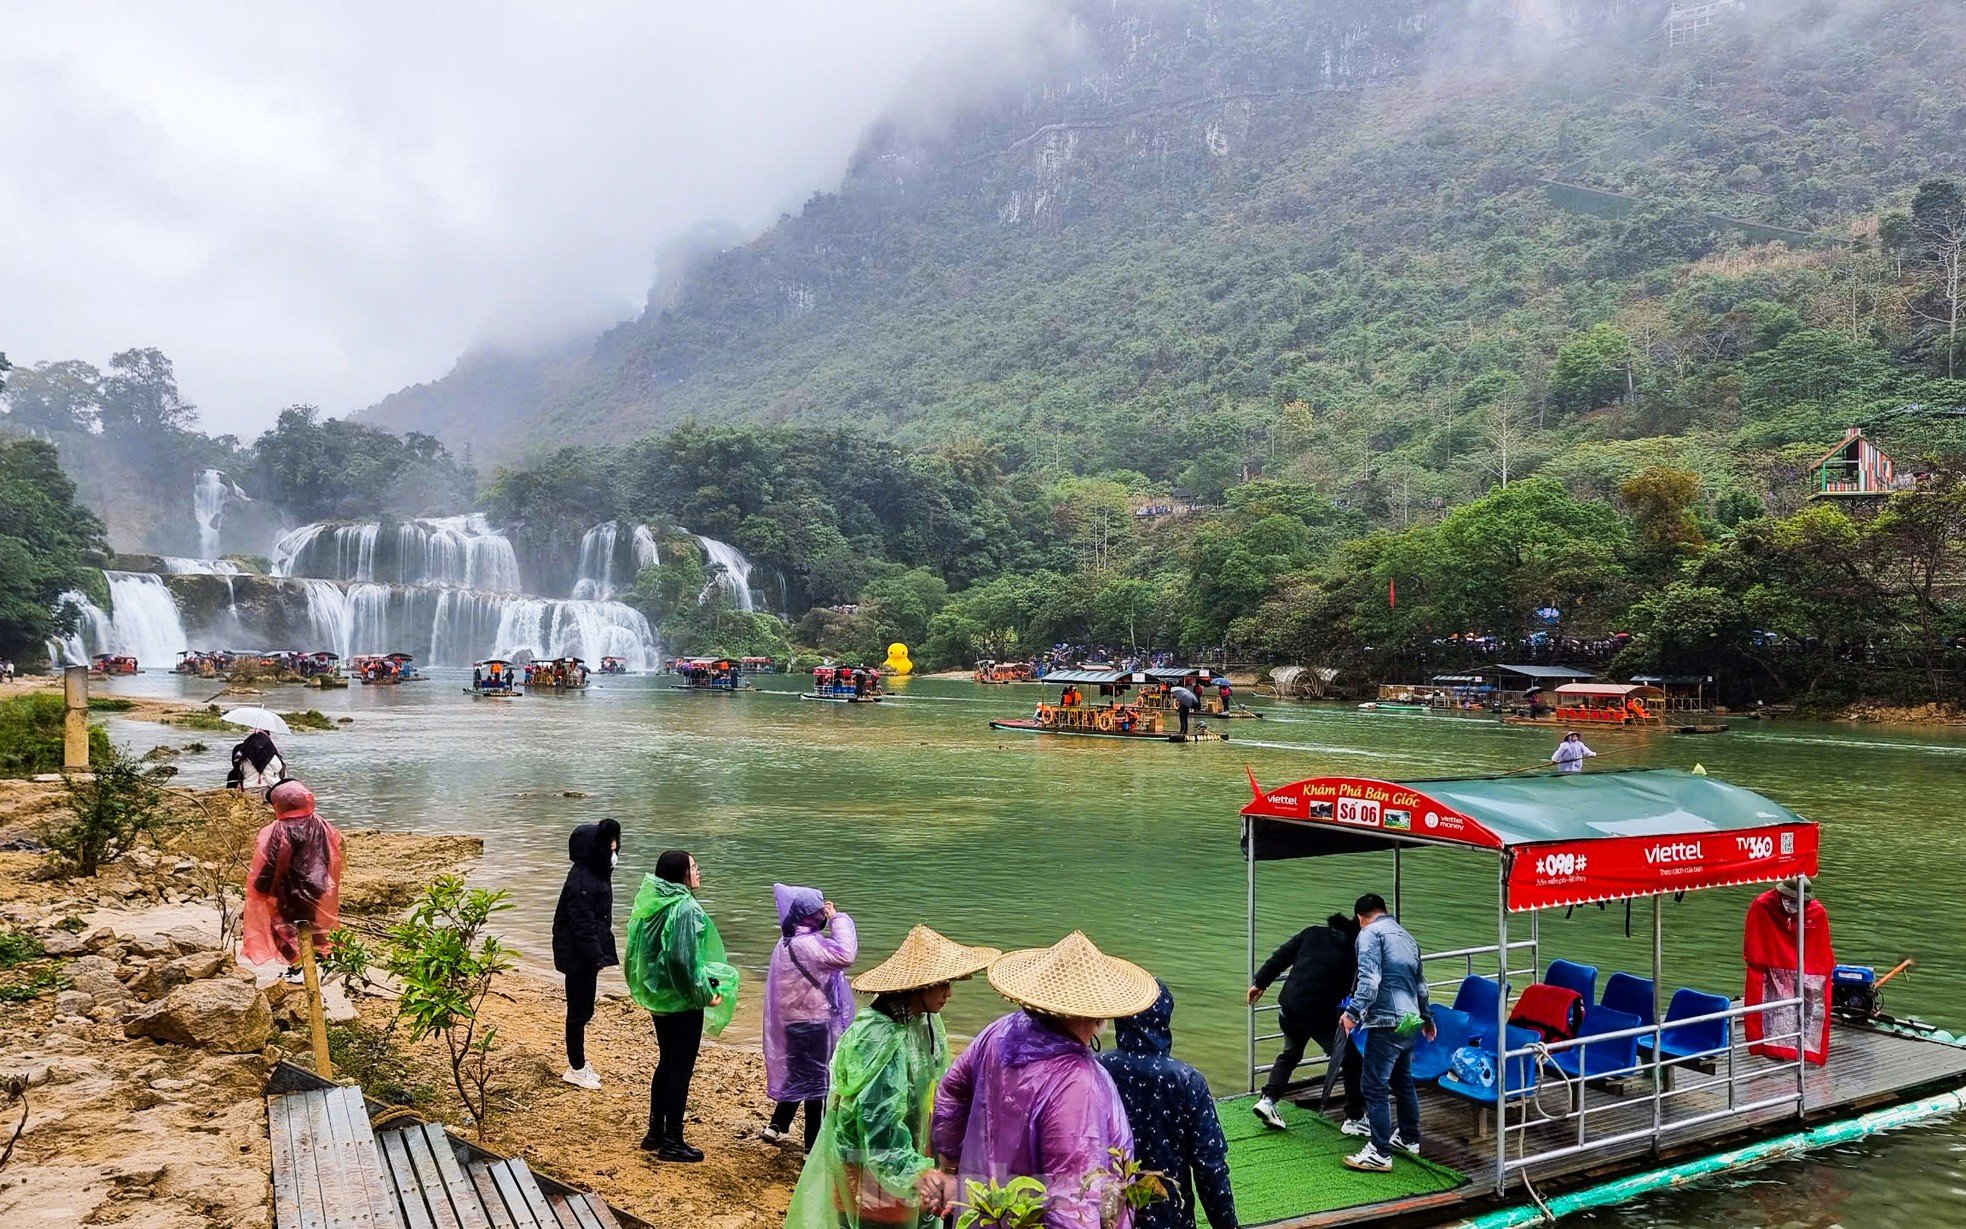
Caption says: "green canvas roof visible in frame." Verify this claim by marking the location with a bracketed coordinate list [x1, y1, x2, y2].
[1397, 768, 1807, 846]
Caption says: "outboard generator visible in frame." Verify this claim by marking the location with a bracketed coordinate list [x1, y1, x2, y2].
[1831, 965, 1878, 1018]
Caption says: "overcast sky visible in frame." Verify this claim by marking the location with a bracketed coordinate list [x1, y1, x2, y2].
[1, 2, 1050, 437]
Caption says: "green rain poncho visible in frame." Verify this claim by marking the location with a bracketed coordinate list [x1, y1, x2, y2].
[785, 1006, 948, 1229]
[624, 873, 740, 1034]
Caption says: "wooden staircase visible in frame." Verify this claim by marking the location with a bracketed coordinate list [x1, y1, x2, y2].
[270, 1087, 619, 1229]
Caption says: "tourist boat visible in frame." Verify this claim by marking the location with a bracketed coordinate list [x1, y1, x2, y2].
[974, 659, 1037, 684]
[1153, 665, 1262, 719]
[90, 653, 140, 675]
[528, 657, 590, 692]
[1232, 767, 1966, 1227]
[352, 653, 424, 684]
[302, 651, 349, 689]
[1500, 682, 1728, 735]
[670, 656, 754, 692]
[597, 656, 630, 675]
[465, 659, 522, 697]
[740, 655, 778, 674]
[988, 669, 1228, 742]
[1358, 701, 1429, 712]
[801, 664, 883, 703]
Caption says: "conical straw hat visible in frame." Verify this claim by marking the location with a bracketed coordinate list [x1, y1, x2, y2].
[851, 925, 1002, 994]
[987, 931, 1159, 1019]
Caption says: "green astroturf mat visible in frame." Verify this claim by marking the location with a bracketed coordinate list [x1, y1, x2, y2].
[1205, 1095, 1467, 1227]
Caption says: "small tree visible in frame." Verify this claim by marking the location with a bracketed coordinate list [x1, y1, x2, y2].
[44, 745, 175, 875]
[382, 877, 511, 1137]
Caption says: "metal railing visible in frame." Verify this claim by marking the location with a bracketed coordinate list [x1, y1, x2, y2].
[1493, 994, 1812, 1176]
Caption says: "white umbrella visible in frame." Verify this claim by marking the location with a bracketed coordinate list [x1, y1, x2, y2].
[221, 707, 290, 736]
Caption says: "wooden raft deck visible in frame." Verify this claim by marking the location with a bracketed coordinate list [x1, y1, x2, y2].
[270, 1086, 618, 1229]
[1248, 1021, 1966, 1228]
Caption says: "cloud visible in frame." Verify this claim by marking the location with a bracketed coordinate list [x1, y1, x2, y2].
[0, 1, 1051, 436]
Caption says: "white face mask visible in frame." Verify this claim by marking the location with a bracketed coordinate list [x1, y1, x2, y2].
[610, 851, 619, 870]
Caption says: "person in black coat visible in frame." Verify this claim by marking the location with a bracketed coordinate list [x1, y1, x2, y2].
[1245, 911, 1363, 1133]
[552, 819, 620, 1090]
[1099, 980, 1237, 1229]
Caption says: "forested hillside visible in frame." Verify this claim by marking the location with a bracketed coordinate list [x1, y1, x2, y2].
[367, 0, 1966, 497]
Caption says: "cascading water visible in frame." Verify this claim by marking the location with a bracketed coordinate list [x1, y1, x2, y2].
[161, 557, 243, 575]
[272, 514, 522, 591]
[571, 521, 622, 600]
[48, 590, 114, 665]
[193, 469, 247, 560]
[632, 524, 660, 570]
[97, 572, 190, 668]
[695, 534, 758, 613]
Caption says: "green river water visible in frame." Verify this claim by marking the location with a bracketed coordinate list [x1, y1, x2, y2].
[100, 671, 1966, 1225]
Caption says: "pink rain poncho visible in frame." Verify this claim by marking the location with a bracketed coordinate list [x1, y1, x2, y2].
[765, 883, 859, 1102]
[932, 1010, 1136, 1229]
[241, 781, 343, 966]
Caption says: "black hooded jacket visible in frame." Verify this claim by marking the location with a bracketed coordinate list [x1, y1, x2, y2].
[1099, 982, 1237, 1229]
[1253, 918, 1357, 1026]
[551, 820, 619, 973]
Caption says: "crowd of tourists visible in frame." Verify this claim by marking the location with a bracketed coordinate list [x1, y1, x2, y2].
[547, 820, 1453, 1228]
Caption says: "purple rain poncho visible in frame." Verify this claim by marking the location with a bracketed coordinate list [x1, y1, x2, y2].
[931, 1010, 1136, 1229]
[765, 883, 859, 1102]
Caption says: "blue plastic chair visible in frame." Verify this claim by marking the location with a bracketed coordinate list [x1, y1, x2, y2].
[1453, 975, 1505, 1027]
[1440, 1024, 1541, 1138]
[1544, 959, 1599, 1005]
[1548, 1005, 1643, 1084]
[1600, 972, 1657, 1028]
[1644, 988, 1732, 1066]
[1410, 1007, 1474, 1082]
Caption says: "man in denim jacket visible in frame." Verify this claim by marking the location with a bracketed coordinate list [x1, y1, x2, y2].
[1338, 893, 1435, 1172]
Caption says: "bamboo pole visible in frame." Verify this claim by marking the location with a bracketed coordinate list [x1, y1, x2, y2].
[298, 922, 333, 1079]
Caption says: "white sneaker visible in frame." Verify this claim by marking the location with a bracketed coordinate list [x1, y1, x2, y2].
[1339, 1118, 1371, 1137]
[560, 1065, 601, 1090]
[1388, 1131, 1420, 1156]
[1251, 1097, 1287, 1130]
[760, 1126, 792, 1145]
[1342, 1145, 1394, 1173]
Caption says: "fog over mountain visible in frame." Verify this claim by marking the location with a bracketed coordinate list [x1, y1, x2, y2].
[0, 2, 1054, 435]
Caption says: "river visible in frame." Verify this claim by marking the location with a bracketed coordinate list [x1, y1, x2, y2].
[97, 670, 1966, 1225]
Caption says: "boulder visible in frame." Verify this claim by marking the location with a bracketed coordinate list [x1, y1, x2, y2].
[82, 926, 118, 953]
[128, 958, 188, 1002]
[54, 989, 94, 1017]
[127, 933, 177, 959]
[39, 930, 85, 957]
[124, 978, 272, 1053]
[167, 925, 221, 953]
[64, 955, 130, 1004]
[169, 951, 229, 981]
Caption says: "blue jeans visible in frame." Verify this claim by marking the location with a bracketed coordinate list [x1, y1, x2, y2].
[1362, 1027, 1421, 1156]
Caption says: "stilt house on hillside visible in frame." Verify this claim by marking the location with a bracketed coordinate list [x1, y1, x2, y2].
[1808, 428, 1917, 500]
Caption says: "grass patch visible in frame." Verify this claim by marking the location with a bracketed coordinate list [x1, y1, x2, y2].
[0, 693, 110, 777]
[0, 968, 70, 1003]
[279, 709, 335, 731]
[325, 1022, 435, 1108]
[166, 705, 246, 733]
[1209, 1095, 1465, 1226]
[0, 928, 45, 968]
[86, 697, 135, 712]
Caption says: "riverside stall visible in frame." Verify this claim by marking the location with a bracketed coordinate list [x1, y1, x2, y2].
[1224, 768, 1966, 1227]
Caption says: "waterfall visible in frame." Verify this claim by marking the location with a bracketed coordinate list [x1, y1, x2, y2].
[298, 579, 353, 658]
[100, 572, 190, 668]
[273, 514, 521, 590]
[571, 521, 621, 600]
[695, 534, 758, 613]
[632, 524, 660, 570]
[491, 598, 657, 670]
[49, 590, 112, 665]
[193, 469, 247, 560]
[161, 556, 243, 575]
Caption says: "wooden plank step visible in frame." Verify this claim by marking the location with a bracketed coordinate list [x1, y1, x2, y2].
[378, 1129, 437, 1229]
[399, 1125, 470, 1229]
[323, 1086, 407, 1229]
[503, 1160, 558, 1229]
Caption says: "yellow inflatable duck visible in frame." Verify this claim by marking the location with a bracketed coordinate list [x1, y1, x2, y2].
[884, 642, 913, 675]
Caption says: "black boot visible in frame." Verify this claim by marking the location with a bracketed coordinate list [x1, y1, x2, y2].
[656, 1137, 704, 1163]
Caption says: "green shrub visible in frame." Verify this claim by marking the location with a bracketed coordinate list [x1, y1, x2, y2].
[0, 694, 108, 777]
[41, 744, 177, 875]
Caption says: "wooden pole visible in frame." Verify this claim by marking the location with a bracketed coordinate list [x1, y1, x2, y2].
[62, 665, 90, 770]
[298, 922, 333, 1079]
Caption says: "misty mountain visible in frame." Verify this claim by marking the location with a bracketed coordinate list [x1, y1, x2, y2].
[360, 0, 1966, 469]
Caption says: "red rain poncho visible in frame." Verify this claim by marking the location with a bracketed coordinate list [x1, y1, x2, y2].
[242, 782, 344, 966]
[1743, 885, 1833, 1065]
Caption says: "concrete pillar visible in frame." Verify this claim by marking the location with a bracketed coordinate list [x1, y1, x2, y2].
[63, 665, 89, 770]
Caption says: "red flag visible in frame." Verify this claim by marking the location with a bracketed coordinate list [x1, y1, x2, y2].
[1389, 579, 1397, 608]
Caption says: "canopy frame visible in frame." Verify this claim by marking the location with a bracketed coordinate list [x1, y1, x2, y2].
[1241, 768, 1819, 1198]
